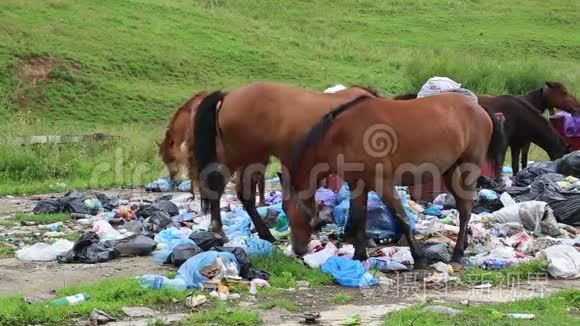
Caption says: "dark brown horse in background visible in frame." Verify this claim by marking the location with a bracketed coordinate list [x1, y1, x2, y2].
[288, 93, 504, 263]
[192, 82, 379, 243]
[394, 81, 577, 174]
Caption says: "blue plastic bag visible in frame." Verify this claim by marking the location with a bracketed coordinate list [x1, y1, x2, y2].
[154, 227, 188, 244]
[245, 237, 273, 257]
[177, 179, 191, 192]
[152, 238, 195, 264]
[145, 177, 174, 192]
[256, 202, 289, 232]
[321, 256, 376, 288]
[222, 207, 252, 239]
[176, 251, 238, 289]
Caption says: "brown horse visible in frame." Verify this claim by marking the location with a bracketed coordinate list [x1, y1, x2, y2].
[192, 82, 379, 243]
[287, 94, 504, 263]
[158, 91, 267, 205]
[495, 81, 579, 171]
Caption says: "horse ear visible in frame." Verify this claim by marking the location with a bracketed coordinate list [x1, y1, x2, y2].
[545, 81, 555, 88]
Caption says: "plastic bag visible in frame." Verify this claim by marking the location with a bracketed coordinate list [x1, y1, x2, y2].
[303, 242, 338, 268]
[488, 201, 560, 236]
[153, 238, 195, 264]
[321, 256, 377, 288]
[536, 244, 580, 279]
[265, 191, 282, 205]
[146, 211, 173, 233]
[170, 243, 203, 267]
[138, 200, 179, 219]
[222, 207, 252, 239]
[16, 240, 74, 261]
[515, 160, 560, 186]
[176, 251, 238, 289]
[33, 199, 64, 214]
[177, 179, 191, 192]
[110, 235, 156, 256]
[189, 232, 225, 251]
[145, 177, 174, 192]
[92, 220, 123, 241]
[315, 187, 337, 207]
[58, 232, 119, 264]
[558, 151, 580, 178]
[422, 243, 452, 263]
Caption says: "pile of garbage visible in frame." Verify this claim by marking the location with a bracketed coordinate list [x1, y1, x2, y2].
[14, 152, 580, 290]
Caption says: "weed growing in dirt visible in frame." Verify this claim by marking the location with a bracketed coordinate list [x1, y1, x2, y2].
[383, 290, 580, 326]
[251, 249, 333, 288]
[181, 302, 260, 326]
[332, 293, 354, 305]
[0, 243, 16, 258]
[461, 259, 548, 286]
[14, 213, 71, 224]
[0, 278, 188, 325]
[257, 299, 300, 312]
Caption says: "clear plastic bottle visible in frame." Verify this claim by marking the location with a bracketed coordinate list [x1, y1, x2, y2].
[139, 275, 187, 291]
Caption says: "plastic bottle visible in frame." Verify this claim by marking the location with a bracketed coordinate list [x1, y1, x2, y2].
[49, 293, 91, 306]
[139, 275, 187, 290]
[508, 313, 535, 319]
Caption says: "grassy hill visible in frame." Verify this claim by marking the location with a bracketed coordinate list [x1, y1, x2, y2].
[0, 0, 579, 194]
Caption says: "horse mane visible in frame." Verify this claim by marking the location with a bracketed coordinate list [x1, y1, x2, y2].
[393, 92, 418, 100]
[167, 91, 208, 129]
[350, 85, 381, 97]
[290, 95, 370, 182]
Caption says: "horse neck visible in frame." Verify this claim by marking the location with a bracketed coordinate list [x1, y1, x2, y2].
[526, 119, 566, 159]
[521, 89, 547, 113]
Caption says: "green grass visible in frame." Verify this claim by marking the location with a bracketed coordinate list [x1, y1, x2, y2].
[384, 290, 580, 326]
[257, 299, 300, 313]
[181, 303, 260, 326]
[332, 293, 354, 305]
[0, 278, 188, 326]
[461, 259, 548, 286]
[251, 249, 334, 288]
[0, 243, 16, 258]
[14, 213, 71, 224]
[0, 0, 578, 193]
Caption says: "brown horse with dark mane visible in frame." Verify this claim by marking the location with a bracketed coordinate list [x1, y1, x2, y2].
[158, 91, 268, 206]
[192, 82, 379, 243]
[287, 94, 504, 263]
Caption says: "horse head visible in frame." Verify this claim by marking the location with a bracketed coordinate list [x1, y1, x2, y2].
[544, 81, 580, 113]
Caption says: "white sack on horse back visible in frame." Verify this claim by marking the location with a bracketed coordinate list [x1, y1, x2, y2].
[324, 84, 348, 93]
[417, 76, 478, 103]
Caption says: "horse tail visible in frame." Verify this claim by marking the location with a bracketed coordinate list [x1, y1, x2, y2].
[193, 90, 226, 213]
[290, 95, 370, 182]
[480, 104, 506, 174]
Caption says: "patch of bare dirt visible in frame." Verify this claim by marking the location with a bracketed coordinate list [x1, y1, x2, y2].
[13, 56, 57, 107]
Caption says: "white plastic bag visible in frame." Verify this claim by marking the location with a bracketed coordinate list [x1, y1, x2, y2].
[536, 245, 580, 279]
[16, 240, 74, 261]
[323, 84, 347, 93]
[303, 242, 338, 268]
[500, 192, 516, 207]
[92, 220, 122, 241]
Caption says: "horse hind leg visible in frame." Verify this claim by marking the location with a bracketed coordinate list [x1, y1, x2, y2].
[378, 181, 426, 268]
[510, 144, 522, 176]
[236, 166, 276, 243]
[442, 162, 477, 262]
[257, 172, 266, 207]
[345, 189, 368, 261]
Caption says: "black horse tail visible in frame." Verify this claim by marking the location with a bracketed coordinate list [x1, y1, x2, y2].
[194, 90, 226, 213]
[290, 95, 370, 184]
[480, 104, 506, 175]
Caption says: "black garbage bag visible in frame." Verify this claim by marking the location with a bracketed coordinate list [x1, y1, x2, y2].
[170, 243, 203, 266]
[58, 232, 119, 264]
[137, 200, 179, 218]
[189, 232, 225, 251]
[33, 199, 64, 214]
[421, 243, 452, 263]
[558, 151, 580, 178]
[145, 211, 172, 233]
[211, 246, 270, 280]
[109, 235, 156, 256]
[155, 195, 174, 202]
[548, 195, 580, 226]
[472, 197, 503, 214]
[477, 176, 505, 193]
[122, 220, 145, 234]
[515, 160, 560, 187]
[96, 193, 120, 211]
